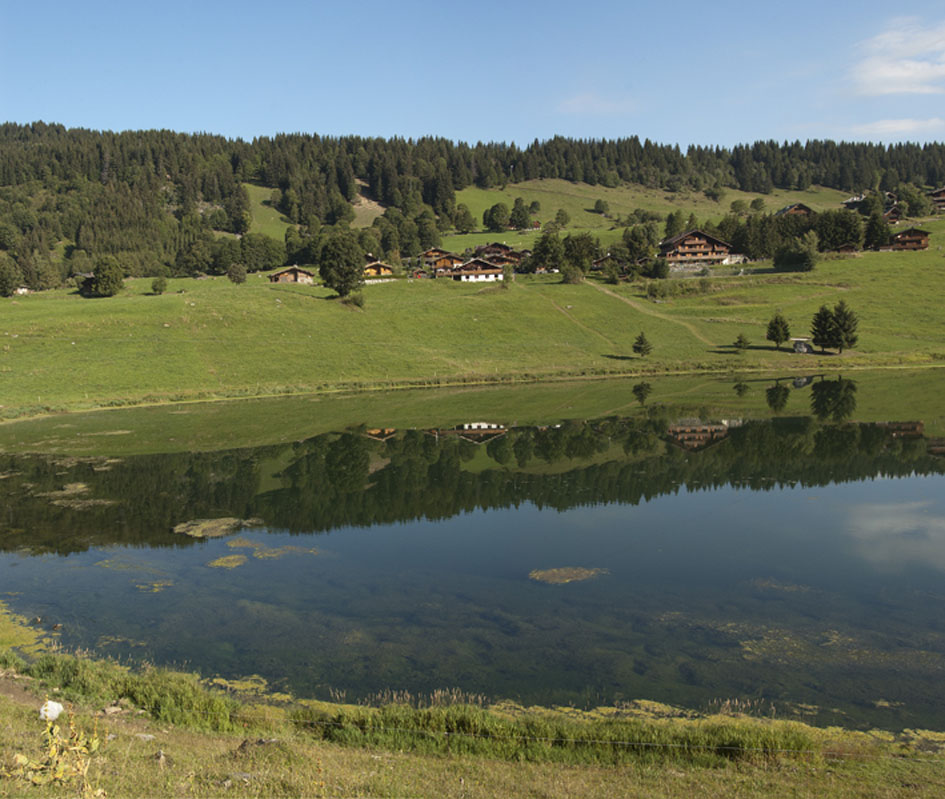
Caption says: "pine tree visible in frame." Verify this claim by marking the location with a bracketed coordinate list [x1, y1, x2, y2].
[832, 300, 859, 353]
[766, 312, 791, 350]
[632, 331, 653, 357]
[810, 305, 836, 353]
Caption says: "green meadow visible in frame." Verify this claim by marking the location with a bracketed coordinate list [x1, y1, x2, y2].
[2, 234, 945, 422]
[443, 180, 851, 250]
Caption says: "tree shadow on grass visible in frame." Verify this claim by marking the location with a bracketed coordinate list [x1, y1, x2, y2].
[602, 354, 637, 361]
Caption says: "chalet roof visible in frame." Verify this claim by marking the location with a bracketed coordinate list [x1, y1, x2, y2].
[458, 258, 502, 270]
[363, 260, 393, 271]
[775, 203, 813, 216]
[477, 242, 514, 253]
[894, 227, 930, 236]
[660, 229, 732, 249]
[928, 188, 945, 196]
[422, 247, 451, 257]
[271, 266, 315, 277]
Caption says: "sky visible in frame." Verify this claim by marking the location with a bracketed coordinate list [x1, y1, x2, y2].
[3, 0, 945, 148]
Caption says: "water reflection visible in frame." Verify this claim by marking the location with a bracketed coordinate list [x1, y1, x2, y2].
[2, 380, 945, 729]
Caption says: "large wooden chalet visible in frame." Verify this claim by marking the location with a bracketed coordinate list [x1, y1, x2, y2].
[269, 266, 315, 284]
[447, 258, 504, 282]
[659, 230, 733, 264]
[891, 228, 930, 251]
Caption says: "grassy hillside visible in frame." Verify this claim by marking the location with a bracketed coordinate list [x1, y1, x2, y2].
[2, 237, 944, 420]
[444, 180, 850, 251]
[244, 183, 293, 240]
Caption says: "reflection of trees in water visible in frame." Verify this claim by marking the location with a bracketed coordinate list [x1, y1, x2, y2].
[810, 376, 857, 422]
[2, 393, 942, 554]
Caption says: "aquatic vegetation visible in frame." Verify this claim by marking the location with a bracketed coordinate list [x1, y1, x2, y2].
[0, 600, 54, 654]
[207, 555, 247, 569]
[173, 517, 263, 539]
[226, 537, 318, 560]
[528, 567, 609, 584]
[134, 580, 173, 593]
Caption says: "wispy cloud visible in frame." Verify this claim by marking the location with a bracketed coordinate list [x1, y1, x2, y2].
[852, 17, 945, 95]
[556, 91, 635, 115]
[847, 501, 945, 572]
[851, 117, 945, 137]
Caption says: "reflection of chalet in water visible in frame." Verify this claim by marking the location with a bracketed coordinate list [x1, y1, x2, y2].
[775, 203, 813, 217]
[877, 421, 925, 439]
[426, 423, 507, 444]
[928, 438, 945, 457]
[666, 419, 741, 451]
[363, 428, 397, 442]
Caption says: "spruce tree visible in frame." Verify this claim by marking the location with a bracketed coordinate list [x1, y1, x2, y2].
[633, 331, 653, 357]
[810, 305, 836, 353]
[766, 312, 790, 350]
[832, 300, 859, 353]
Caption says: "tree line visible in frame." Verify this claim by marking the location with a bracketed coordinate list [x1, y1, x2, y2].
[2, 122, 944, 293]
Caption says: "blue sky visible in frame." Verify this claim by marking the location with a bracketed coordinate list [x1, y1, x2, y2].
[3, 0, 945, 147]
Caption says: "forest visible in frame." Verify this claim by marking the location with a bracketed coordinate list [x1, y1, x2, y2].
[1, 122, 944, 291]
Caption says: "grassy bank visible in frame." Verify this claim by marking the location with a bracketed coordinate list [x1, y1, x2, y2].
[2, 234, 945, 422]
[2, 644, 944, 798]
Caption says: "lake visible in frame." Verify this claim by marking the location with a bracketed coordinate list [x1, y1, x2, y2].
[2, 372, 945, 729]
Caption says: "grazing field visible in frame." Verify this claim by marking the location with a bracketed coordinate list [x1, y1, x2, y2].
[2, 239, 944, 420]
[243, 183, 293, 240]
[443, 180, 851, 251]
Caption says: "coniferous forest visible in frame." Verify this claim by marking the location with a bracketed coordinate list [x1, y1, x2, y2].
[2, 121, 945, 290]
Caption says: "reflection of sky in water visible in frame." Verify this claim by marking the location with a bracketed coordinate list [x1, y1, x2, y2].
[4, 474, 945, 727]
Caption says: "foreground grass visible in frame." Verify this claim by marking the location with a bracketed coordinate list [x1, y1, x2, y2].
[2, 648, 944, 798]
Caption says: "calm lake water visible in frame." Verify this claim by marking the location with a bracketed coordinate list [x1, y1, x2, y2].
[2, 375, 945, 729]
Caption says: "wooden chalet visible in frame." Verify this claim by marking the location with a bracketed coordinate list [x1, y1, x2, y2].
[891, 227, 930, 251]
[842, 194, 866, 211]
[429, 252, 465, 273]
[421, 247, 453, 266]
[447, 258, 504, 282]
[659, 229, 732, 264]
[775, 203, 813, 217]
[269, 266, 315, 284]
[883, 204, 902, 223]
[928, 187, 945, 212]
[475, 242, 527, 265]
[363, 260, 394, 277]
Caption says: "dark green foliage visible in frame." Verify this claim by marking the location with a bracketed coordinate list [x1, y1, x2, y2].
[734, 333, 750, 350]
[453, 204, 476, 233]
[226, 263, 247, 284]
[632, 331, 652, 357]
[749, 198, 765, 212]
[89, 256, 124, 297]
[150, 276, 167, 295]
[593, 198, 610, 214]
[554, 208, 570, 228]
[766, 312, 790, 350]
[241, 233, 285, 273]
[773, 231, 818, 272]
[810, 305, 836, 353]
[766, 384, 790, 413]
[810, 377, 857, 422]
[319, 231, 364, 297]
[526, 229, 564, 273]
[832, 300, 859, 353]
[632, 382, 651, 405]
[0, 254, 23, 296]
[563, 232, 599, 275]
[483, 203, 510, 232]
[509, 197, 530, 229]
[814, 210, 863, 252]
[864, 212, 891, 249]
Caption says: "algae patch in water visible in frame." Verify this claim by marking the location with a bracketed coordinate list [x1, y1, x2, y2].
[226, 537, 318, 560]
[528, 567, 609, 584]
[207, 554, 247, 569]
[135, 580, 173, 593]
[173, 517, 263, 539]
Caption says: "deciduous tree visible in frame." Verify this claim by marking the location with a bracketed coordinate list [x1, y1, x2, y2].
[319, 231, 364, 297]
[766, 312, 791, 350]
